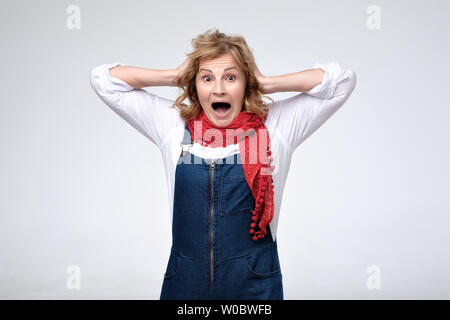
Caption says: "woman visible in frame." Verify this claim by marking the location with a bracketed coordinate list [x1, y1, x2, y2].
[90, 29, 357, 300]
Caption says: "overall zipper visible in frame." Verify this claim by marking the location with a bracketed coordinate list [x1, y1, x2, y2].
[209, 159, 215, 284]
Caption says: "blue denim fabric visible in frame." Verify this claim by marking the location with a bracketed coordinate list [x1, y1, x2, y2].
[160, 123, 283, 300]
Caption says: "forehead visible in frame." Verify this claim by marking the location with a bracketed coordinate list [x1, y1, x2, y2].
[199, 53, 238, 71]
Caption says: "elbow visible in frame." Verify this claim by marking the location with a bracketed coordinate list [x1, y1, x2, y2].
[344, 69, 357, 100]
[347, 69, 357, 93]
[334, 68, 357, 101]
[89, 65, 103, 93]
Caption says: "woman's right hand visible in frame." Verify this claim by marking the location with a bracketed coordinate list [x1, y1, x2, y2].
[175, 56, 193, 81]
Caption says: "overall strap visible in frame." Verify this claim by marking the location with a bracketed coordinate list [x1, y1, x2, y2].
[180, 122, 193, 157]
[182, 122, 192, 144]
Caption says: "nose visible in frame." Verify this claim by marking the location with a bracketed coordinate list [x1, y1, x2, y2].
[212, 79, 225, 95]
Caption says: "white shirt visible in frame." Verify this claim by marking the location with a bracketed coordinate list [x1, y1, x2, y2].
[90, 61, 357, 242]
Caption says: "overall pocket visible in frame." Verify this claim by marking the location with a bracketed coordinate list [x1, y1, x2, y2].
[163, 247, 182, 279]
[220, 175, 254, 216]
[245, 243, 281, 277]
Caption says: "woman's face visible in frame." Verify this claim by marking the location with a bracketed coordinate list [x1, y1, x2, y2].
[196, 53, 246, 127]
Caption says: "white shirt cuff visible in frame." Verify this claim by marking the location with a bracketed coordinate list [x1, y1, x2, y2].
[104, 62, 135, 92]
[305, 62, 351, 99]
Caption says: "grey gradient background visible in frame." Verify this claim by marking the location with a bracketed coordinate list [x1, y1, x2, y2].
[1, 0, 449, 299]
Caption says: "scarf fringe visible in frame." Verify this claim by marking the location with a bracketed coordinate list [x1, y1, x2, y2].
[249, 150, 274, 241]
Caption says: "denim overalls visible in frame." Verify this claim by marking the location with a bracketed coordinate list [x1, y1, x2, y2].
[160, 123, 283, 300]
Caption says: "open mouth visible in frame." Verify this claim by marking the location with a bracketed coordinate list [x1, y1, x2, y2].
[211, 102, 231, 116]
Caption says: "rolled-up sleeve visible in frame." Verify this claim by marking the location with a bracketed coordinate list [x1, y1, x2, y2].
[269, 62, 357, 152]
[89, 62, 180, 149]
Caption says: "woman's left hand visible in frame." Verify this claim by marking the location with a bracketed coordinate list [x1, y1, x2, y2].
[251, 60, 268, 93]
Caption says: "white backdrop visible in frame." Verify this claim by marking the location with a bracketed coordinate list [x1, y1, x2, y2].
[1, 0, 449, 299]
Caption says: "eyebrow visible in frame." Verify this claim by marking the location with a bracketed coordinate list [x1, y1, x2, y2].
[199, 67, 238, 73]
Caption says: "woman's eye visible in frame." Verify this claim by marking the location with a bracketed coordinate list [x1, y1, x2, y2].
[202, 75, 235, 81]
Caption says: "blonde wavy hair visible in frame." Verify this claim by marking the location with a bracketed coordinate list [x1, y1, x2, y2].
[173, 28, 274, 122]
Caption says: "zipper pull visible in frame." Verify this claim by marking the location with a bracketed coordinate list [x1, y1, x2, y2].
[211, 159, 215, 168]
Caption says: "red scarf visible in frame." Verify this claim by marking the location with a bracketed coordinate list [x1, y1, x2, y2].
[187, 109, 274, 241]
